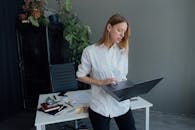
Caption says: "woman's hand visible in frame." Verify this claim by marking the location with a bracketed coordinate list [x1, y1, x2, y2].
[77, 76, 117, 87]
[98, 78, 117, 86]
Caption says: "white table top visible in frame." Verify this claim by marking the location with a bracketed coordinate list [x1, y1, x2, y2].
[35, 89, 153, 126]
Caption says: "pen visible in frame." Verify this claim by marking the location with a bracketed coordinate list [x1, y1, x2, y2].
[130, 98, 138, 101]
[65, 101, 73, 108]
[58, 105, 65, 111]
[53, 95, 57, 100]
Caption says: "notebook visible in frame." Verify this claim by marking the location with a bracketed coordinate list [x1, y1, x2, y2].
[38, 105, 66, 115]
[102, 78, 163, 101]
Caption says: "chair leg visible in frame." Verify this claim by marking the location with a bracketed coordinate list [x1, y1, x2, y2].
[75, 120, 78, 129]
[77, 119, 88, 130]
[57, 120, 88, 130]
[56, 121, 78, 130]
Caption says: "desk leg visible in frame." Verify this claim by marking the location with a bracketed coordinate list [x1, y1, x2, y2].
[36, 125, 46, 130]
[145, 107, 150, 130]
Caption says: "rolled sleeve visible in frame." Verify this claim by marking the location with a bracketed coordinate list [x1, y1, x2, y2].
[76, 47, 91, 78]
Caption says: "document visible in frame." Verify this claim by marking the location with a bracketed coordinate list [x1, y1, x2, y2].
[66, 89, 91, 106]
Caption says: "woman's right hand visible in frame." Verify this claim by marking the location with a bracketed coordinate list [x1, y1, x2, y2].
[77, 76, 117, 87]
[98, 78, 117, 86]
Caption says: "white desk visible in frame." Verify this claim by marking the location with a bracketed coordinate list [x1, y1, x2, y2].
[34, 90, 153, 130]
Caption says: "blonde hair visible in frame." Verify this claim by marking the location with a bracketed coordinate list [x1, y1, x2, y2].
[97, 14, 131, 50]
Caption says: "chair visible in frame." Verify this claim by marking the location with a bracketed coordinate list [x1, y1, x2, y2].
[49, 63, 81, 130]
[49, 63, 78, 93]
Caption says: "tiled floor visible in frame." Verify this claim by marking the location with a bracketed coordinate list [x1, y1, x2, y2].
[0, 109, 195, 130]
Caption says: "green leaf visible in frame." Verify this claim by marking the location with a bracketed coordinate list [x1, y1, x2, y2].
[64, 0, 72, 12]
[61, 13, 91, 65]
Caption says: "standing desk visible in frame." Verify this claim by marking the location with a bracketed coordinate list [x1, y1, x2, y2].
[34, 89, 153, 130]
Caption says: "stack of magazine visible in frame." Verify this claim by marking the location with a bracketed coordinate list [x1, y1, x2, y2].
[39, 102, 66, 115]
[41, 103, 61, 112]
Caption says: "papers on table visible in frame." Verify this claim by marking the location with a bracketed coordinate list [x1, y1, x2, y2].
[66, 89, 91, 106]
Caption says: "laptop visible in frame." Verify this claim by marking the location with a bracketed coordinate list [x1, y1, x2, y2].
[102, 78, 163, 101]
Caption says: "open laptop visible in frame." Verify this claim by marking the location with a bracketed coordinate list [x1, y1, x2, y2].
[102, 78, 163, 101]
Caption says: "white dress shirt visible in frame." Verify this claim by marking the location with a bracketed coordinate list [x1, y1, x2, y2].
[76, 43, 130, 118]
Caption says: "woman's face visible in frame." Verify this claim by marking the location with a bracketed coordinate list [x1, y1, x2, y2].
[107, 22, 128, 44]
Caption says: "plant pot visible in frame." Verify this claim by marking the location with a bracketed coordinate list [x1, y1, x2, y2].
[49, 14, 59, 24]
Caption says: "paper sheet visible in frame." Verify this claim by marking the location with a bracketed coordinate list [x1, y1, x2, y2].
[66, 89, 91, 106]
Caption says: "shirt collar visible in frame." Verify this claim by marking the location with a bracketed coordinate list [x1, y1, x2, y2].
[99, 43, 118, 49]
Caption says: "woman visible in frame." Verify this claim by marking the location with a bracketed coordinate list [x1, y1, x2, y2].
[76, 14, 136, 130]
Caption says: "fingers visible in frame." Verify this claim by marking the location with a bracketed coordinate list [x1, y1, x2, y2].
[104, 78, 117, 86]
[97, 78, 118, 86]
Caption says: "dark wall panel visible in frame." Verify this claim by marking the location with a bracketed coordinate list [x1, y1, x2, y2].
[0, 0, 22, 121]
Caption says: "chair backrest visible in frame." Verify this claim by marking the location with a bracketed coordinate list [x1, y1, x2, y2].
[49, 63, 78, 93]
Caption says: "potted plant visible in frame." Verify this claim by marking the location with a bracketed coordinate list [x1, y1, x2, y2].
[19, 0, 49, 27]
[62, 14, 91, 67]
[58, 0, 91, 68]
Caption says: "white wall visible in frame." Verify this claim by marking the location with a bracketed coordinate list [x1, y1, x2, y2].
[47, 0, 195, 115]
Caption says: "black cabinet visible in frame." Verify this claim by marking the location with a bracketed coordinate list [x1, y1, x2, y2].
[16, 23, 65, 109]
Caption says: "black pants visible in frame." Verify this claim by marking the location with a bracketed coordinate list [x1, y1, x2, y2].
[88, 108, 136, 130]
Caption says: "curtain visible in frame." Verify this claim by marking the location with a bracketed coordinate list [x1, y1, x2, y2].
[0, 0, 22, 121]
